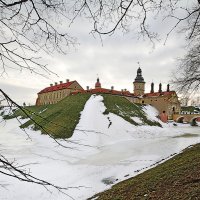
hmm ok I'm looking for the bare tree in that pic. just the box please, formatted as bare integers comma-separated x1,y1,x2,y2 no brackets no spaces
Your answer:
0,1,76,189
71,0,200,41
0,0,200,194
0,154,78,199
1,1,200,76
0,0,199,76
173,43,200,95
0,0,76,76
172,1,200,95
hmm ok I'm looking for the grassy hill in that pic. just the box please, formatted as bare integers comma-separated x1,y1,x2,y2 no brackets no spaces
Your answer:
0,94,161,138
89,143,200,200
103,94,161,127
1,93,91,138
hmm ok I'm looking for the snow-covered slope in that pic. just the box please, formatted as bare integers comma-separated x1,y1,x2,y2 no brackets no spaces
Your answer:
0,95,200,200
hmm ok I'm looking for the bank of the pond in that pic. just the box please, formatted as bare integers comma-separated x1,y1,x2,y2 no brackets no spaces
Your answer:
90,142,200,200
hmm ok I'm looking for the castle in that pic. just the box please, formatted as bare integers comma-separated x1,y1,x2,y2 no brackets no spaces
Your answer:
130,67,181,120
36,68,181,120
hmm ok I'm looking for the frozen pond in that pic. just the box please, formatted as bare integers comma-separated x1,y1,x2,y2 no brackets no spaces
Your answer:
0,95,200,200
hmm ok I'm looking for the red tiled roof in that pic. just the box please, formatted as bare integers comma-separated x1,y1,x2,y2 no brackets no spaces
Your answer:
144,91,176,97
71,88,133,97
38,81,76,94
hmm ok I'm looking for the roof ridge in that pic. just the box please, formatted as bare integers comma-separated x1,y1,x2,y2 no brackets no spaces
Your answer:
38,80,76,94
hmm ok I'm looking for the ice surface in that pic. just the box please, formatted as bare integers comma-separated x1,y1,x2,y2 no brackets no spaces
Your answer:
0,95,200,200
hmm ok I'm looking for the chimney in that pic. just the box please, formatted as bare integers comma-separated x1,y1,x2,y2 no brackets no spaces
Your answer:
66,79,69,83
60,81,63,84
50,84,53,87
167,84,170,92
150,82,154,93
55,82,57,86
159,83,162,93
86,86,89,91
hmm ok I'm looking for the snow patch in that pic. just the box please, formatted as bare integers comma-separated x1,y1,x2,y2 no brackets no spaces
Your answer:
142,105,160,122
0,95,200,200
131,117,143,124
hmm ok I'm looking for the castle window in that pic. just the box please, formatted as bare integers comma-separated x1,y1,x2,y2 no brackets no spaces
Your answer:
142,100,144,104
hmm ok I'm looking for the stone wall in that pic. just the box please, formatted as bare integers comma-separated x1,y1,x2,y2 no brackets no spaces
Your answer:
133,82,145,96
126,94,181,120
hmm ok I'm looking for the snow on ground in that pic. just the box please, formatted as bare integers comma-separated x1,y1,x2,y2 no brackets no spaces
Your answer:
1,95,200,200
142,105,160,122
131,116,143,124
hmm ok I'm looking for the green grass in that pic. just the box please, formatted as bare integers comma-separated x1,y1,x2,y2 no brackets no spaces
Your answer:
1,94,161,138
89,143,200,200
3,94,91,139
172,133,199,138
102,94,161,127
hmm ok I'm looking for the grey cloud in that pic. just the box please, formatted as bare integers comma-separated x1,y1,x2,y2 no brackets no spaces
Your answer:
0,10,189,102
0,82,38,105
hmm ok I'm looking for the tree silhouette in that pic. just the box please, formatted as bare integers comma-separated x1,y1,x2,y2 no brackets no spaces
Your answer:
1,1,200,77
0,0,200,194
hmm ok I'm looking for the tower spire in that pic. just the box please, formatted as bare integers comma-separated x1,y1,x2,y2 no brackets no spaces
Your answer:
134,67,145,83
95,77,101,89
151,82,154,93
133,66,145,96
159,83,162,93
167,84,170,92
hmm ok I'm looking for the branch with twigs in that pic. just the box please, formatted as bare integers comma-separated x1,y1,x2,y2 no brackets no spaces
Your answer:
0,154,87,199
0,88,104,149
0,0,76,76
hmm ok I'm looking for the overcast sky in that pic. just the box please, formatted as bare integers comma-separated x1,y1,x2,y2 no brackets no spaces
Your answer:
0,5,188,105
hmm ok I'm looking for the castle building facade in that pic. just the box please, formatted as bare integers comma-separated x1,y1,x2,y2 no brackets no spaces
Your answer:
35,68,181,120
130,67,181,120
36,80,83,106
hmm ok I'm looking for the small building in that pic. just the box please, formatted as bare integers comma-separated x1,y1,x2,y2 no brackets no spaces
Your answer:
36,80,84,105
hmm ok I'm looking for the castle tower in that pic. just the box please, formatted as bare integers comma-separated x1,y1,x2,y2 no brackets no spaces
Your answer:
133,67,145,96
159,83,162,93
150,82,154,93
167,84,170,92
95,77,101,89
